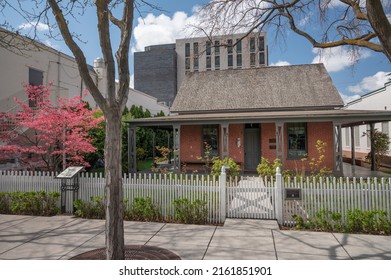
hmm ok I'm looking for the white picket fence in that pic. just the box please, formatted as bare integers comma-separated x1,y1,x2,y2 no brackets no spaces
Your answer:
280,175,391,226
0,171,223,224
1,170,391,226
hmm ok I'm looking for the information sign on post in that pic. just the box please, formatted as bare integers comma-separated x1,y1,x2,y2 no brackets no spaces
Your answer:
55,166,84,213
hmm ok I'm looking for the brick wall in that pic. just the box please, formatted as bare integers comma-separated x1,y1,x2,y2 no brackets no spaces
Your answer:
261,123,277,161
284,122,334,172
179,122,335,173
228,124,244,168
180,125,202,162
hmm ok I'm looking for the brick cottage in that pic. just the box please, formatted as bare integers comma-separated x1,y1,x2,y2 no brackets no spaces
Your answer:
127,64,391,175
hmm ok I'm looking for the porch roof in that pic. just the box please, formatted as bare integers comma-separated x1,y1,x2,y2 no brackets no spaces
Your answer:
126,109,391,128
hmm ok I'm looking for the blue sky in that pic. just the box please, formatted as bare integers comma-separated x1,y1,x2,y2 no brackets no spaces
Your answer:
2,0,390,104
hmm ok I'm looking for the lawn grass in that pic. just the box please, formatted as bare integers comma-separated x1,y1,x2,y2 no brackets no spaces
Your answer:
137,158,153,171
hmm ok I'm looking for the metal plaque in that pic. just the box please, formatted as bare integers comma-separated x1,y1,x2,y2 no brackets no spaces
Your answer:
56,166,84,179
285,188,301,200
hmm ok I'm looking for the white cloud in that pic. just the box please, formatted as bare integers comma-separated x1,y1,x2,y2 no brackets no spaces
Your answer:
18,21,49,32
270,60,291,66
129,74,134,89
340,93,361,104
131,1,271,53
312,46,371,72
322,0,347,8
348,71,390,95
132,12,198,53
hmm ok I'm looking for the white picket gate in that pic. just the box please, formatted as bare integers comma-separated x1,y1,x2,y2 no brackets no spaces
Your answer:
226,176,276,219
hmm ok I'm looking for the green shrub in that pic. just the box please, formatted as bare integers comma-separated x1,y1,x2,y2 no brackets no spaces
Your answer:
74,196,105,219
124,197,161,222
346,209,391,234
256,157,282,177
293,209,391,234
292,215,311,230
173,198,208,224
136,147,148,161
0,192,11,214
0,191,59,216
211,157,241,178
312,209,343,232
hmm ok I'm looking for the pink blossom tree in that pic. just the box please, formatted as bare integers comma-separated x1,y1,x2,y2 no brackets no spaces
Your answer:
0,83,103,172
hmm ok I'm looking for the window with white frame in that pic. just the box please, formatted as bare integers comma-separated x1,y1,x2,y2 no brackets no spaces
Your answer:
193,42,199,71
185,43,190,71
354,126,360,147
202,125,219,157
382,122,389,136
236,39,242,68
259,36,265,65
206,41,212,70
287,123,307,158
214,40,220,70
249,37,256,67
227,39,233,68
345,127,350,147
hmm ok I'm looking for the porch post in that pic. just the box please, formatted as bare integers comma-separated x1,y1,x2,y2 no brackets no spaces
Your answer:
370,123,376,171
275,122,285,169
152,130,156,159
127,125,137,173
173,125,181,173
333,122,343,176
350,126,356,174
167,130,171,164
220,123,229,159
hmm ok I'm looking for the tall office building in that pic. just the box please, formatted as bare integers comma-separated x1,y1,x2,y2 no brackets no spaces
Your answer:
133,32,268,107
134,44,177,106
176,32,268,90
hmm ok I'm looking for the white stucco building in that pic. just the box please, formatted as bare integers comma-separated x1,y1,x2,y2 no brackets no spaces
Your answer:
342,80,391,164
0,27,168,170
0,27,168,116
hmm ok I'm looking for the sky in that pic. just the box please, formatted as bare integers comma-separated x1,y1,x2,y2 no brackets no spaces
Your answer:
2,0,390,104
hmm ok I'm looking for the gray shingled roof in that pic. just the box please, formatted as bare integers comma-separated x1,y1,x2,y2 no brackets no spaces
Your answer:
171,63,344,114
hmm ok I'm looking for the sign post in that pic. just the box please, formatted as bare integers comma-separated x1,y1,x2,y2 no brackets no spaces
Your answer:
55,166,84,214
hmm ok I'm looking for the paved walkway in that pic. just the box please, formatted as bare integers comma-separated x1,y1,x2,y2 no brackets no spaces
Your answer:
0,214,390,260
343,162,391,177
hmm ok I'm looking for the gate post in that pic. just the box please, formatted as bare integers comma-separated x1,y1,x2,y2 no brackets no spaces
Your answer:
220,165,228,224
275,167,284,225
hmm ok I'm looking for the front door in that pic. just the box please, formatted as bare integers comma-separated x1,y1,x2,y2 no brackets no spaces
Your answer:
244,124,261,170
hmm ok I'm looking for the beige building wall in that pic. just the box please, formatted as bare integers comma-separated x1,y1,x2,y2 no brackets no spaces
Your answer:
0,28,169,116
342,81,391,158
0,29,99,113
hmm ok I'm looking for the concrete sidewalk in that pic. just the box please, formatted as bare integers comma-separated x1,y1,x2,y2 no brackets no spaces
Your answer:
0,214,390,260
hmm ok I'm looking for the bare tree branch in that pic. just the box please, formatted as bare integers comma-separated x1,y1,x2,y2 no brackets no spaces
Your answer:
196,0,391,62
47,0,106,109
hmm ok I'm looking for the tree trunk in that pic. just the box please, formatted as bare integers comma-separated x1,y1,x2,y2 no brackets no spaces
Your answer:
366,0,391,62
104,110,124,260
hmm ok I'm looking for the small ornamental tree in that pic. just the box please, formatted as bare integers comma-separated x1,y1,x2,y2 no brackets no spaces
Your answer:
0,83,103,172
363,128,391,170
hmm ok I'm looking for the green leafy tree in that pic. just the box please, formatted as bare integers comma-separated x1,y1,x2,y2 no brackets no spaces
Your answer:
363,128,391,170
